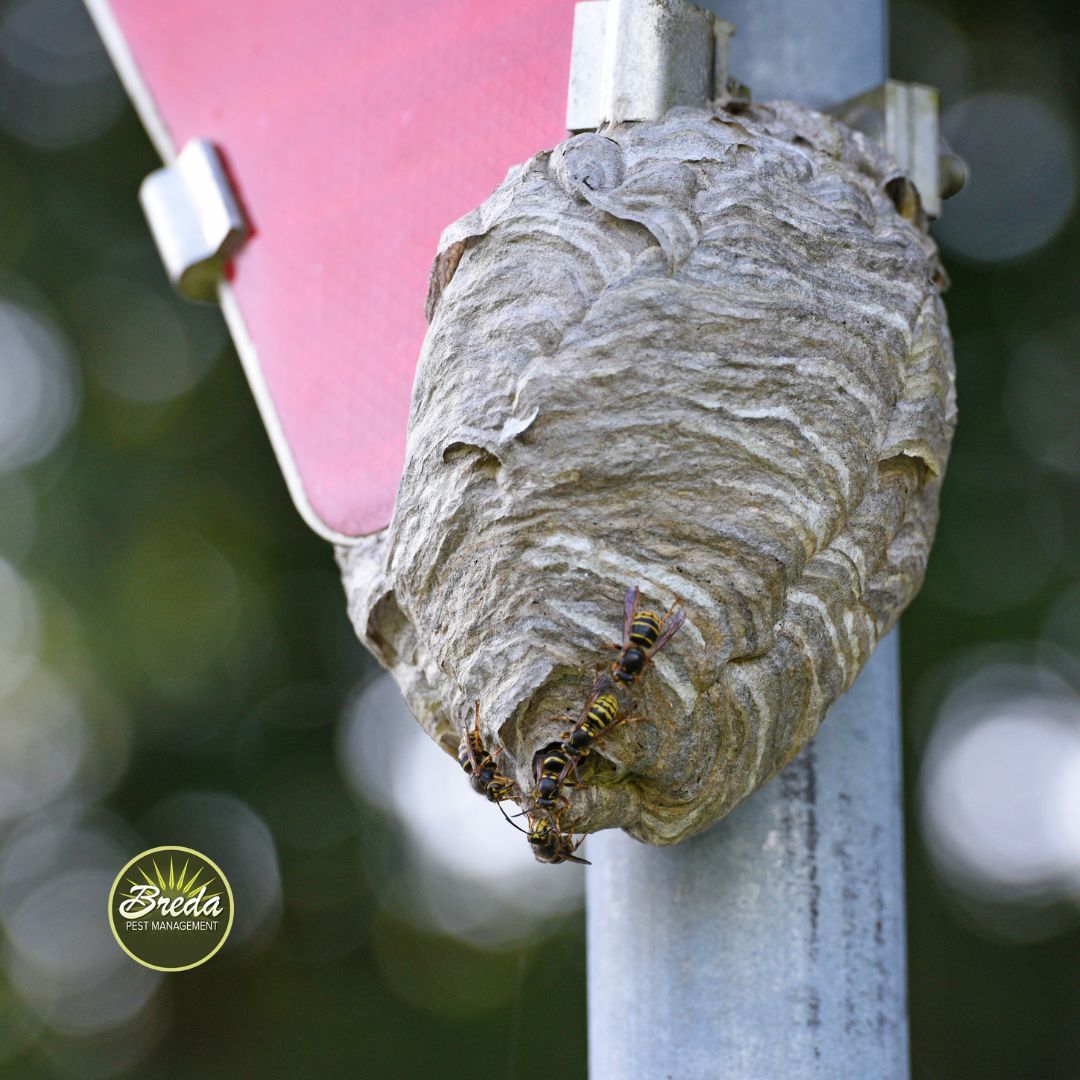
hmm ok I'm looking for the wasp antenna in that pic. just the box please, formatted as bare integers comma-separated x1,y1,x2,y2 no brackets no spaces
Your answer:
498,802,530,833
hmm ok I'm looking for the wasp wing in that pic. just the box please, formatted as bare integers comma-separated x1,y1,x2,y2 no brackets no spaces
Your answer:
582,669,617,718
621,585,639,652
459,701,486,772
647,605,686,657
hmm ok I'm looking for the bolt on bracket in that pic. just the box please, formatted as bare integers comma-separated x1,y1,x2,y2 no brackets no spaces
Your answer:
831,80,966,219
139,138,250,302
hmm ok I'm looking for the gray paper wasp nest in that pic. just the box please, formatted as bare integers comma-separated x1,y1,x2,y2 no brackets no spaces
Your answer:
339,100,955,845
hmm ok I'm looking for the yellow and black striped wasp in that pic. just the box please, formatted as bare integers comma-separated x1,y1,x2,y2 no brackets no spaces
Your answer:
609,585,686,684
563,670,629,759
526,812,590,866
533,672,641,813
458,702,518,804
533,742,577,814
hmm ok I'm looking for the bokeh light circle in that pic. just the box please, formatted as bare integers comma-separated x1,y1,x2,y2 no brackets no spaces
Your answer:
340,674,584,947
920,655,1080,914
0,299,80,474
139,791,283,949
0,816,164,1038
934,93,1076,263
0,556,41,697
1004,317,1080,479
69,275,219,405
0,0,127,150
0,667,88,824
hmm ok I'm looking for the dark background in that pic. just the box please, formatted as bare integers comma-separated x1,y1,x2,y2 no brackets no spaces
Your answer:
0,1,1077,1077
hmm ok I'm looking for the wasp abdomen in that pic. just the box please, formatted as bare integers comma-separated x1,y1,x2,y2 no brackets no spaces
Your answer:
567,692,621,753
629,613,662,649
535,744,575,808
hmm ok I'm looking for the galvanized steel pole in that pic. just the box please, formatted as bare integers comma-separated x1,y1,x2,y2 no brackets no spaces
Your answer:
586,5,909,1078
587,633,908,1079
702,0,887,108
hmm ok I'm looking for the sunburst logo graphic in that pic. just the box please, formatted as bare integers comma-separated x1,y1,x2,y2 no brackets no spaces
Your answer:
108,846,234,971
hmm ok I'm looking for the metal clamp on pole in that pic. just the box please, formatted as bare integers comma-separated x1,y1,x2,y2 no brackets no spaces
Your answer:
139,138,249,302
567,0,736,131
832,80,966,219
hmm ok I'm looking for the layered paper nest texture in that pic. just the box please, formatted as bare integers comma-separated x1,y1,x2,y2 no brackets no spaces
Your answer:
339,100,956,845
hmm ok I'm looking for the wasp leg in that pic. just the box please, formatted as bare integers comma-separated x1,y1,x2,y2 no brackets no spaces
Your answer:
561,753,586,786
658,594,684,624
536,793,573,824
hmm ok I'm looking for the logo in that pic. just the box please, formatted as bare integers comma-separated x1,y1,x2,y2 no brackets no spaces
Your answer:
108,846,234,972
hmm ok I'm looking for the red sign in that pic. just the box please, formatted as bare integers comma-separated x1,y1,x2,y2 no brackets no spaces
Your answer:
85,0,577,539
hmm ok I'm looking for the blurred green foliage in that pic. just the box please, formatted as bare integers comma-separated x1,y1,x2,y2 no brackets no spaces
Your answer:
0,0,1077,1077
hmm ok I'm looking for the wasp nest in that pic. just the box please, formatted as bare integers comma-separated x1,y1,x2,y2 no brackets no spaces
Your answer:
338,100,955,846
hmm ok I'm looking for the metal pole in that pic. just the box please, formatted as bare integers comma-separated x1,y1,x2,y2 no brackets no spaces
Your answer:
586,12,904,1077
699,0,887,108
588,633,908,1079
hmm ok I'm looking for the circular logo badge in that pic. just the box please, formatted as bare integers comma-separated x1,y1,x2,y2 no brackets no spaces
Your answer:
108,846,234,972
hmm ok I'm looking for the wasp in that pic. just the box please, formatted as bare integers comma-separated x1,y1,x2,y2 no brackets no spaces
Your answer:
609,585,686,684
532,672,639,813
534,742,577,813
458,702,518,803
563,671,630,758
526,813,590,865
